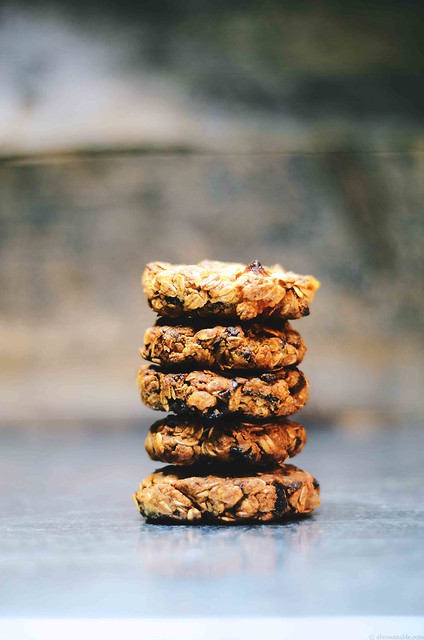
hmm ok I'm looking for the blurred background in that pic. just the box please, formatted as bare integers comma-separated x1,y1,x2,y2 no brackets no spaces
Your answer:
0,0,423,428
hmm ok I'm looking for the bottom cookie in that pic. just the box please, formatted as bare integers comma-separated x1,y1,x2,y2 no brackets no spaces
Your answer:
133,464,320,523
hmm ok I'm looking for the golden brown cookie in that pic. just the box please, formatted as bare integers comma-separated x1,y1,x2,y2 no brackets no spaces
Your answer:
145,415,307,466
138,366,308,419
141,321,306,371
142,260,319,321
133,464,320,523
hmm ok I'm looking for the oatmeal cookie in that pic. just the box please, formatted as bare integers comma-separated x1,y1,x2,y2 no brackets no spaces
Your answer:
133,464,320,523
141,321,305,371
145,415,307,466
138,365,308,419
142,260,319,321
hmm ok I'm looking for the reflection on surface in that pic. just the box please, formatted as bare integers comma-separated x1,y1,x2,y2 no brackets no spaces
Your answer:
137,517,322,579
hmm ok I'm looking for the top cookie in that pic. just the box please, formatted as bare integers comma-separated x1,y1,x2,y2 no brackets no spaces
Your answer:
143,260,320,321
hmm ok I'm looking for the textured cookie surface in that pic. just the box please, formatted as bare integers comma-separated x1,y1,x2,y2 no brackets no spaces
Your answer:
138,366,308,419
133,464,320,523
142,260,319,321
141,321,306,371
145,415,307,466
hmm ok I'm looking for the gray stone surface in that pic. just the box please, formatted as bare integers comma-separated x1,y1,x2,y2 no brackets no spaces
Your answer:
1,419,423,618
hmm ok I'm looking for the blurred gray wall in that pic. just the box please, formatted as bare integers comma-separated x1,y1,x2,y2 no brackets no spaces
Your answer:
0,1,423,425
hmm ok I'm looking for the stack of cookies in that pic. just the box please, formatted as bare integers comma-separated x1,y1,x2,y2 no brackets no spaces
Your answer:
133,260,321,524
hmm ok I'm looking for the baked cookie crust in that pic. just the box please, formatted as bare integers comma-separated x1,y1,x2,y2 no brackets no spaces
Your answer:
142,260,319,321
141,321,306,371
133,464,320,523
138,365,308,419
145,415,307,466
